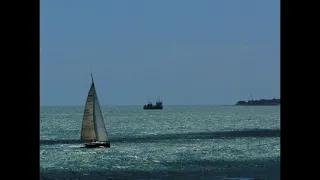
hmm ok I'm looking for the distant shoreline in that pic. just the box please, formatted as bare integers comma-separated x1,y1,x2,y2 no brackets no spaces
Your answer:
235,98,280,106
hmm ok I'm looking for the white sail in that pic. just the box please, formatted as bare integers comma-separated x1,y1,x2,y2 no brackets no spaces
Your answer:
80,84,96,141
81,73,109,144
92,85,109,142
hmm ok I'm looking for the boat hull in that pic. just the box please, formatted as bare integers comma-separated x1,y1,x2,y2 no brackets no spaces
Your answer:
84,141,110,148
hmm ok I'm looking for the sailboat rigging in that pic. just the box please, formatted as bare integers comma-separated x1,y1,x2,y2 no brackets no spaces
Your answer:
80,73,110,148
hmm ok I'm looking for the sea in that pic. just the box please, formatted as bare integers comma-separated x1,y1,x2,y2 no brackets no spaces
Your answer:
40,105,280,180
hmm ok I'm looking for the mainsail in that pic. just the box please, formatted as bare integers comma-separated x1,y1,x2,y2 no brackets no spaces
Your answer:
81,75,109,142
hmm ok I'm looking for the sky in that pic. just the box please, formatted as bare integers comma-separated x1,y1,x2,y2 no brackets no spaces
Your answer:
40,0,280,106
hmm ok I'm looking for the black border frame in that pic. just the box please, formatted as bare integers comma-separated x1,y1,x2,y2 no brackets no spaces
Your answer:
4,0,40,179
281,0,312,179
4,0,293,179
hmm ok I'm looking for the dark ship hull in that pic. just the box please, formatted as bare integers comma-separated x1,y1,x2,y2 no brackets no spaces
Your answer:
143,106,163,110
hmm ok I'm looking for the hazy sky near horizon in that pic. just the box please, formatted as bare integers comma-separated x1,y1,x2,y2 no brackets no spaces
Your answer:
40,0,280,106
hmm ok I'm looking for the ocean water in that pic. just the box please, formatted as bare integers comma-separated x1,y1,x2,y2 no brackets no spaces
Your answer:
40,105,280,180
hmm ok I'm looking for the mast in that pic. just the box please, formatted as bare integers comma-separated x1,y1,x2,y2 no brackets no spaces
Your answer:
91,72,94,84
92,79,98,140
91,72,99,141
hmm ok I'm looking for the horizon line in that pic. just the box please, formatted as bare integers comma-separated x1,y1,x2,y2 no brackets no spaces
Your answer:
40,104,235,107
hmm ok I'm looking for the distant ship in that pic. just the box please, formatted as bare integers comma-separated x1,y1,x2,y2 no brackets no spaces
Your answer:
236,98,280,106
143,98,163,110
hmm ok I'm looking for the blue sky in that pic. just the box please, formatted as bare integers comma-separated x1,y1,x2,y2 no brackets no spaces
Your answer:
40,0,280,106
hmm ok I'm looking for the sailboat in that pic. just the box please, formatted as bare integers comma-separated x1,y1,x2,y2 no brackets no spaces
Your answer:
80,73,110,148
